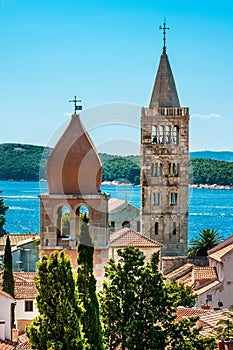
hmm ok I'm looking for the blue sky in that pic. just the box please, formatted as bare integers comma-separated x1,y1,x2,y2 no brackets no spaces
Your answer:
0,0,233,154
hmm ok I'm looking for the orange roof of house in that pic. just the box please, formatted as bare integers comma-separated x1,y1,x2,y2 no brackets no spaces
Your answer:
193,267,217,281
0,272,37,300
175,307,232,337
208,244,233,262
0,234,38,250
165,263,193,281
176,306,208,322
0,342,15,350
109,228,163,248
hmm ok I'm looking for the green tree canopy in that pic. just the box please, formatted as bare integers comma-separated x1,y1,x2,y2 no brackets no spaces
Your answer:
99,247,215,350
188,228,223,257
27,251,86,350
0,190,8,237
77,213,105,350
3,235,15,298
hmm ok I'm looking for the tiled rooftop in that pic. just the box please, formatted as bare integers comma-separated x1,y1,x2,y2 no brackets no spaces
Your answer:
0,342,15,350
193,267,217,281
0,272,37,300
175,307,233,337
208,234,233,255
165,263,193,282
0,234,38,249
208,243,233,262
110,228,163,248
176,306,208,322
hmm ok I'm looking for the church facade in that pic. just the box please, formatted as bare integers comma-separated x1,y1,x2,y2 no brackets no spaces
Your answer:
140,30,189,256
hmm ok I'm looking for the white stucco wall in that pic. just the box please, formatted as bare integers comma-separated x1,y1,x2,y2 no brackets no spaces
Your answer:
0,293,14,341
15,299,38,324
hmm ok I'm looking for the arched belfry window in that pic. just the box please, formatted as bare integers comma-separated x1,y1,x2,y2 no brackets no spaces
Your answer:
159,126,164,144
166,125,172,144
56,205,71,246
173,125,179,145
76,205,89,238
152,125,158,144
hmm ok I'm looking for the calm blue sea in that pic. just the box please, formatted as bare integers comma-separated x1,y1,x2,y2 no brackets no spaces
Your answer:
1,181,233,242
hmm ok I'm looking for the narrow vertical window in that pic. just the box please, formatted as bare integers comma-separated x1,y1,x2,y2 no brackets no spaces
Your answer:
159,163,163,176
142,188,145,207
173,125,179,145
152,193,160,206
173,222,177,235
166,125,172,144
159,126,164,144
155,222,159,235
170,192,178,206
152,125,158,144
168,163,172,176
173,163,177,177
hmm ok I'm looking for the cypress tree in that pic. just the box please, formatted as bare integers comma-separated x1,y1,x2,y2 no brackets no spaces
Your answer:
3,235,15,298
77,213,105,350
27,251,86,350
0,190,8,237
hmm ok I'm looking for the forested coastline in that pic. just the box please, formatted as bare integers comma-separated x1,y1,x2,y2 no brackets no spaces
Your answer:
0,143,232,186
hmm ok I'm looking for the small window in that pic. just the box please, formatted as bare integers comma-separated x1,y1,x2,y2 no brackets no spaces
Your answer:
159,126,164,144
152,125,158,144
25,300,33,312
155,222,159,235
206,294,212,302
173,125,179,145
152,193,160,206
110,221,115,232
173,222,177,235
122,221,130,228
166,125,172,144
170,192,178,206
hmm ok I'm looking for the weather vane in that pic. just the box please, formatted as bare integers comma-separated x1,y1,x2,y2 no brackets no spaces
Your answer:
69,96,82,114
159,18,170,54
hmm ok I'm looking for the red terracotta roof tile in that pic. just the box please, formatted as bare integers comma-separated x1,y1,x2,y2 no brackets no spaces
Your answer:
176,306,208,322
193,267,217,281
165,263,193,281
110,228,163,248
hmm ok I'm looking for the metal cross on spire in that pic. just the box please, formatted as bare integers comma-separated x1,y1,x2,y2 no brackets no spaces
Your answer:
159,18,170,54
69,96,82,114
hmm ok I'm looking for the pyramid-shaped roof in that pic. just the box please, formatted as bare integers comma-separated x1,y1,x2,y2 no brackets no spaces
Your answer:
149,52,180,109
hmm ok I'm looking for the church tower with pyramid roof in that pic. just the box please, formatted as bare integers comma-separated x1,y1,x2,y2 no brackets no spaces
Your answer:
140,22,189,256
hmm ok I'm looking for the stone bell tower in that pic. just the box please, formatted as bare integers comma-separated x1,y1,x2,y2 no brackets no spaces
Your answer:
140,22,189,256
39,109,109,284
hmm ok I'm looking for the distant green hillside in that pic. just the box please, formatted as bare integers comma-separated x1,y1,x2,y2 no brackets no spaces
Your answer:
0,143,232,186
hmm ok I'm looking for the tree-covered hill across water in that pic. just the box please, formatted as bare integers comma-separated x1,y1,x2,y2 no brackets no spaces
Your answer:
0,143,232,186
